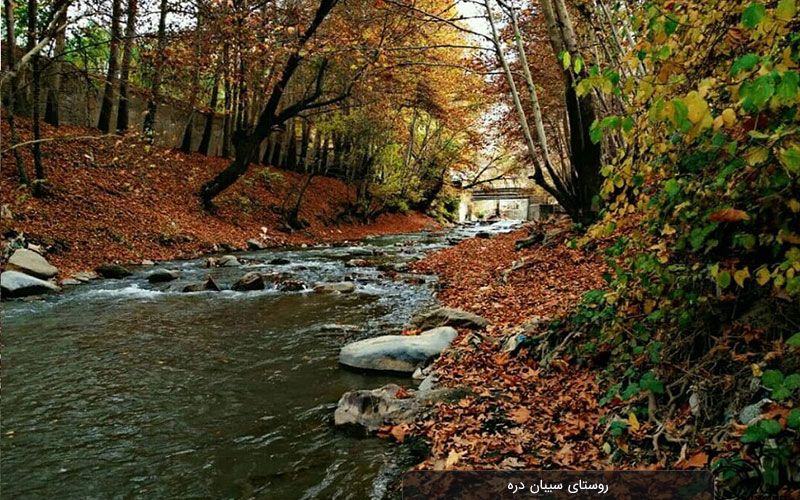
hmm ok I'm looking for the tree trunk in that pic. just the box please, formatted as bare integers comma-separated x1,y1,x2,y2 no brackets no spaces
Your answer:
3,0,28,185
116,0,138,132
142,0,168,139
97,0,122,133
28,0,46,196
198,70,220,156
44,17,66,126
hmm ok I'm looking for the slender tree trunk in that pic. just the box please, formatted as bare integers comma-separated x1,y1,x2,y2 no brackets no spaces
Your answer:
3,0,29,185
116,0,138,132
44,17,66,126
28,0,46,196
97,0,122,132
142,0,168,139
198,70,220,156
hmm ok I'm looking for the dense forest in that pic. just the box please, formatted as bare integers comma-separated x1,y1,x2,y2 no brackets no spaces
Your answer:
2,0,800,498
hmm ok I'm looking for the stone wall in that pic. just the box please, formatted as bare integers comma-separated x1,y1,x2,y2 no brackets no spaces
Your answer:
6,59,226,156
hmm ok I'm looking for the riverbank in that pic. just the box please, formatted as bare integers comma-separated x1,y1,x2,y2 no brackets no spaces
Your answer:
404,219,613,469
1,119,437,276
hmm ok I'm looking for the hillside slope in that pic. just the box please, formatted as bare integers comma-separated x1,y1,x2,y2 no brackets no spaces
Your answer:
1,119,436,275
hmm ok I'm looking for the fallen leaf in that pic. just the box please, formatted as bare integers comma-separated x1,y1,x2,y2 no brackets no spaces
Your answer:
675,451,709,469
708,208,749,222
509,407,531,424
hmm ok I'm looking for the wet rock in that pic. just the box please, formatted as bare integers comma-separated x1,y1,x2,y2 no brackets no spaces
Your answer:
1,271,61,298
333,384,420,432
278,280,306,292
7,249,58,279
247,239,266,250
147,269,180,283
95,263,132,279
218,255,241,267
141,259,156,266
339,326,458,373
313,282,356,294
268,257,291,265
345,258,369,268
182,277,221,293
262,271,295,283
72,271,99,282
232,271,265,291
60,278,83,286
411,307,489,330
476,231,491,239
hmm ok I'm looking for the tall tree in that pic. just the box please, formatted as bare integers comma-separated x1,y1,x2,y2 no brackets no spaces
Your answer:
199,0,346,208
28,0,46,196
483,0,601,224
97,0,123,133
116,0,138,132
142,0,169,138
44,10,67,126
3,0,29,185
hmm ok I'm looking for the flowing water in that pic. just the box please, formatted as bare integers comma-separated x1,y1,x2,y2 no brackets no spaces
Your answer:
1,220,521,499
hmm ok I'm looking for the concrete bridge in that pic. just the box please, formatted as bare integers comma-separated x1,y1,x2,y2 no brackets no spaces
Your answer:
459,187,559,221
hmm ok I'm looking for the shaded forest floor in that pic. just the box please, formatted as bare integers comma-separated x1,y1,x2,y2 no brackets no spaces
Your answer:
0,118,436,275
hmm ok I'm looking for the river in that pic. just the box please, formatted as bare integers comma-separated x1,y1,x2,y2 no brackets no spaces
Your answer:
1,220,520,499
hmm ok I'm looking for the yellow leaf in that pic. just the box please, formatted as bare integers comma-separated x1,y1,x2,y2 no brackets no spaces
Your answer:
685,91,710,124
734,268,750,287
722,108,736,127
776,0,796,21
788,199,800,213
445,450,463,469
751,364,763,377
778,230,800,244
746,147,769,166
756,267,771,286
628,413,640,432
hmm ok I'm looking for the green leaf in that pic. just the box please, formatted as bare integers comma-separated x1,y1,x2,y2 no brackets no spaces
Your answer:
640,371,665,394
731,54,760,76
787,332,800,347
741,2,766,29
760,419,782,435
717,271,732,289
762,369,784,389
775,71,799,103
784,373,800,390
779,146,800,173
773,386,791,400
573,55,584,74
741,423,768,443
609,420,628,436
664,15,678,35
788,409,800,429
740,74,776,112
664,178,680,197
562,51,571,70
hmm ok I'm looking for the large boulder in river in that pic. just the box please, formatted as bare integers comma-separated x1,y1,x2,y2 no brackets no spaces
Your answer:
314,282,356,294
147,269,180,283
7,249,58,279
96,263,132,279
411,307,488,331
218,255,241,267
232,272,264,291
182,277,221,293
334,384,420,432
1,271,61,298
339,326,458,373
246,239,266,250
